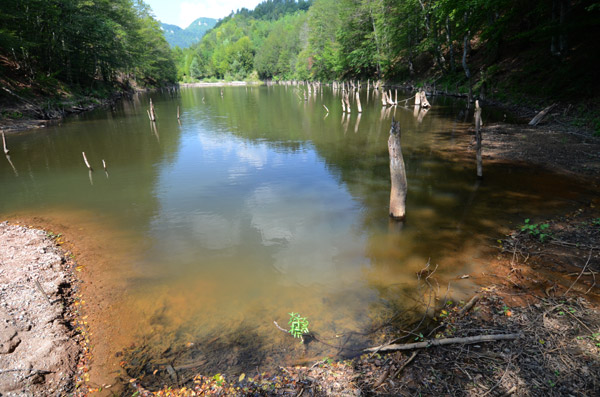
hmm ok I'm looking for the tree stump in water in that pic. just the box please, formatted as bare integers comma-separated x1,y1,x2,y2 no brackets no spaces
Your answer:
388,119,407,220
419,91,431,108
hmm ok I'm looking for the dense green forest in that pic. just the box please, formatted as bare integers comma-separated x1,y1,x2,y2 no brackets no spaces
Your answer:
0,0,177,102
177,0,599,99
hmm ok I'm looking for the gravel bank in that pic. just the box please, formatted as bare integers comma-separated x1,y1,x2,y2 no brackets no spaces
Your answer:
0,222,80,396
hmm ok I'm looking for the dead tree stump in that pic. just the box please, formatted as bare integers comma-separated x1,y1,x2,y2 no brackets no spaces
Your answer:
388,119,407,220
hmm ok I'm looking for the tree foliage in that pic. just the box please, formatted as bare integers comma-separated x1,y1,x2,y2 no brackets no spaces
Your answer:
0,0,177,93
177,0,598,96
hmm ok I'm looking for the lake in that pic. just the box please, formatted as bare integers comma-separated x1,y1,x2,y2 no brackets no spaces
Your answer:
0,85,593,387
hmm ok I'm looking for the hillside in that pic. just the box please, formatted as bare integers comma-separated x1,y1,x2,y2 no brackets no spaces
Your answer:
161,17,217,48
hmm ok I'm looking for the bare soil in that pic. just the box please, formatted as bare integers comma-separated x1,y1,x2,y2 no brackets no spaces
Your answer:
0,222,81,396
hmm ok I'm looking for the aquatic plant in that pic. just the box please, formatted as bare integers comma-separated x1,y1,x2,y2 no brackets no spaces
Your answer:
288,312,309,340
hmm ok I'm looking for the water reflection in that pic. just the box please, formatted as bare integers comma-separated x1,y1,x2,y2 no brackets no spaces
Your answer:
0,85,596,383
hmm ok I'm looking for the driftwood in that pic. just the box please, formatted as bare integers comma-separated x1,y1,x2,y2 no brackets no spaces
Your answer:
475,100,483,178
323,104,329,114
177,105,180,120
102,159,107,171
364,333,521,353
459,292,482,315
82,152,92,171
388,119,407,220
529,103,556,126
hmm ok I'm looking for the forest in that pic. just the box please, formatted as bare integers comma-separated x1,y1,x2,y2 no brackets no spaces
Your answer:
177,0,599,100
0,0,177,102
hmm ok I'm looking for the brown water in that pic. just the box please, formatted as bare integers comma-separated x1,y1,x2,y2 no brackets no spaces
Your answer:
0,86,595,387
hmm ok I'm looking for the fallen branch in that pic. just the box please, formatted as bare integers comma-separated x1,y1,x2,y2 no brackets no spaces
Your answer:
34,279,53,306
564,249,594,296
529,103,556,126
0,368,52,375
393,350,418,378
459,293,482,315
273,321,288,333
550,239,600,250
364,333,521,353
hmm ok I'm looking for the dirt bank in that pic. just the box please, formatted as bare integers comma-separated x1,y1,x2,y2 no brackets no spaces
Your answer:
0,222,81,396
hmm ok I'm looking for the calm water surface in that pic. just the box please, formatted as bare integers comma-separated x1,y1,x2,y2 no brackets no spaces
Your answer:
0,86,594,379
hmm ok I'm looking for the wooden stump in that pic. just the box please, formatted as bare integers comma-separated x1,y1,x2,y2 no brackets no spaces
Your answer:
345,92,352,113
382,91,389,106
2,131,9,155
388,119,407,220
82,152,93,171
420,91,431,108
148,98,156,122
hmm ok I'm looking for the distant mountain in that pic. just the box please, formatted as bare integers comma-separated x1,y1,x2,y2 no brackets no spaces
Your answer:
160,17,217,48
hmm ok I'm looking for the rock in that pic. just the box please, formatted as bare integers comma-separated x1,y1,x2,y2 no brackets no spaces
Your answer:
0,326,20,354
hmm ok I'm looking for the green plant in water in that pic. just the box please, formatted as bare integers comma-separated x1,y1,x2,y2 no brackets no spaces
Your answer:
521,219,552,242
288,312,309,340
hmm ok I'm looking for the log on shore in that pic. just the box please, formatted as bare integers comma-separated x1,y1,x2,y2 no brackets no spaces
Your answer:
365,333,521,353
529,103,557,126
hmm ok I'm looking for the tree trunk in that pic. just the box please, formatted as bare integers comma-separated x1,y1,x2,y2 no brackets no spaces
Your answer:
388,120,407,220
356,91,362,113
446,16,455,72
462,13,471,93
475,100,483,179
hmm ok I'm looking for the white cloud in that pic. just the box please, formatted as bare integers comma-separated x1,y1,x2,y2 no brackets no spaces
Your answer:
179,1,262,28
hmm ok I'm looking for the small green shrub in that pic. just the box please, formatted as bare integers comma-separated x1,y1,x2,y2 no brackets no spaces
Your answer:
521,219,552,242
288,312,309,340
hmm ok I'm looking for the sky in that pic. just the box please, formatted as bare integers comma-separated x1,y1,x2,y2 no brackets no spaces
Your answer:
145,0,264,28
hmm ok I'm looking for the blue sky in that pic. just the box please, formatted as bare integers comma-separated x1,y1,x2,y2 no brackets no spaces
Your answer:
145,0,263,28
